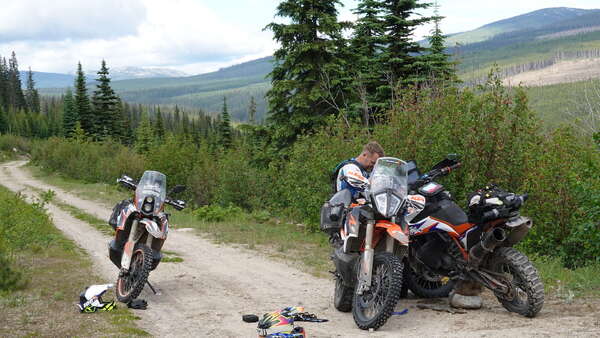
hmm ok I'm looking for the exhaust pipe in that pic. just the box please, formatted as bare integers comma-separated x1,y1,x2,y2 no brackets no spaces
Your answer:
469,228,507,268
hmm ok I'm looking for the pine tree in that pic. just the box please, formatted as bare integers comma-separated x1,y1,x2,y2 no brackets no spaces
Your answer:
173,105,181,133
0,57,8,110
350,0,388,121
25,68,40,113
379,0,433,88
219,97,232,149
62,89,78,137
420,5,458,83
135,112,154,153
154,108,165,140
265,0,349,148
7,52,26,110
72,121,87,142
248,96,257,124
0,106,7,133
74,62,93,136
92,60,120,140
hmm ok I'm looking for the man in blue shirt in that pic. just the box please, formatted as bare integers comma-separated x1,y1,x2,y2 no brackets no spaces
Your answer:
334,141,385,199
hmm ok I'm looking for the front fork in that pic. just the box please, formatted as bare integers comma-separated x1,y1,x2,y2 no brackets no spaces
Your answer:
357,220,375,295
121,219,140,272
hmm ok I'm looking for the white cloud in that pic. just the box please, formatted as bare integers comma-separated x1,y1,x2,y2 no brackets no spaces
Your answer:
0,0,146,42
0,0,276,75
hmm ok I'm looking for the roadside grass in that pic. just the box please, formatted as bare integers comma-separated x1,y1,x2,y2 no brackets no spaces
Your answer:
27,165,129,206
0,185,148,337
27,164,600,296
530,254,600,300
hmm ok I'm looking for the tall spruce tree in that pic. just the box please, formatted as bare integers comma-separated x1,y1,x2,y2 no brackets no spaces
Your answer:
351,0,388,122
25,68,40,113
421,6,458,83
0,57,8,110
265,0,349,148
74,62,93,136
154,108,165,140
219,97,232,149
379,0,433,88
62,89,78,137
92,60,120,140
7,52,26,110
135,112,154,153
0,106,7,133
248,96,257,124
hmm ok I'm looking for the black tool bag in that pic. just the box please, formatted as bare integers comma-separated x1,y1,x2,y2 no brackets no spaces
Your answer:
320,189,352,234
109,199,131,230
320,202,345,234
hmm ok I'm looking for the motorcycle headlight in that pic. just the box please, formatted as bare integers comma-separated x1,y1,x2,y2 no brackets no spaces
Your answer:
375,193,388,216
142,196,154,213
374,192,402,218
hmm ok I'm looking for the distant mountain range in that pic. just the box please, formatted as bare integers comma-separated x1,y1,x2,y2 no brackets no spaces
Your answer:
23,66,188,89
37,7,600,122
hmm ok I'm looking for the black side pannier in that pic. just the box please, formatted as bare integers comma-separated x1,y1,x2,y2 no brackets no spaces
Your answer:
109,199,131,230
320,189,352,234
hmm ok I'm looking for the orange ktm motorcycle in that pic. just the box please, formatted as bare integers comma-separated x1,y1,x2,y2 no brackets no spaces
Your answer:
107,171,186,303
402,156,543,318
323,156,543,331
322,157,426,330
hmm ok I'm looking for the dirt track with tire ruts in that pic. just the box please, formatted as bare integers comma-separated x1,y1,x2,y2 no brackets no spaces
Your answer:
1,160,599,337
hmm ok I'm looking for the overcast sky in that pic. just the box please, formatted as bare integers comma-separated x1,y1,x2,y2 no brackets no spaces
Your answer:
0,0,599,75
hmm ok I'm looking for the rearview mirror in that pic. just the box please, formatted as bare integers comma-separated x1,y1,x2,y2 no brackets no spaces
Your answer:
446,153,460,161
169,185,186,195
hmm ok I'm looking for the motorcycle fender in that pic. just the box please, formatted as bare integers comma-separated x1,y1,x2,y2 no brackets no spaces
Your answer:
333,247,359,287
375,221,409,246
140,219,167,239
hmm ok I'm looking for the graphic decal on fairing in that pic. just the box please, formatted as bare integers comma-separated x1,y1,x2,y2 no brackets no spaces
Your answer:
408,217,459,237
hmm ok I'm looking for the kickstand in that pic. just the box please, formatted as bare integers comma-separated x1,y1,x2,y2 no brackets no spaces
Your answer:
147,280,158,295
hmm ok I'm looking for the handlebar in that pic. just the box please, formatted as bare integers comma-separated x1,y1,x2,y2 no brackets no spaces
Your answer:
413,162,462,188
165,197,186,211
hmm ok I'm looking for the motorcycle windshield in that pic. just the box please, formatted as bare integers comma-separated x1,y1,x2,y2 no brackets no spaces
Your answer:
369,157,408,200
135,171,166,214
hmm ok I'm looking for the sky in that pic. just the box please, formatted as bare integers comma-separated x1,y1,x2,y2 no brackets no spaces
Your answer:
0,0,599,76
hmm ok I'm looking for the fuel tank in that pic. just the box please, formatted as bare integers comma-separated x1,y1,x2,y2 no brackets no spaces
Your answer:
412,197,468,226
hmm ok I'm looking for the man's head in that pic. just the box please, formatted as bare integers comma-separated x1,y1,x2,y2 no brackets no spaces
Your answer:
357,141,385,171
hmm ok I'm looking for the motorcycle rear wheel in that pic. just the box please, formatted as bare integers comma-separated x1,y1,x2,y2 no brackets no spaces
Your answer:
116,243,153,303
488,247,544,317
352,252,403,330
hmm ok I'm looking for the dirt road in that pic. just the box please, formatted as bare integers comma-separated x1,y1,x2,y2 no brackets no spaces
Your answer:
1,160,599,337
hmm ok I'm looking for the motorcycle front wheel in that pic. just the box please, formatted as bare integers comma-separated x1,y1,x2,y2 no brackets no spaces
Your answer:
352,252,403,330
487,247,544,317
116,243,153,303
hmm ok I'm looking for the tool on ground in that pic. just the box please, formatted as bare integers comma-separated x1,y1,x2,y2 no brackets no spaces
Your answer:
127,298,148,310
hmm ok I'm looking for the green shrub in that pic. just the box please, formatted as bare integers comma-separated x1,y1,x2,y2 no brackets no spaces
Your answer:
30,137,145,184
0,186,60,291
192,204,243,222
